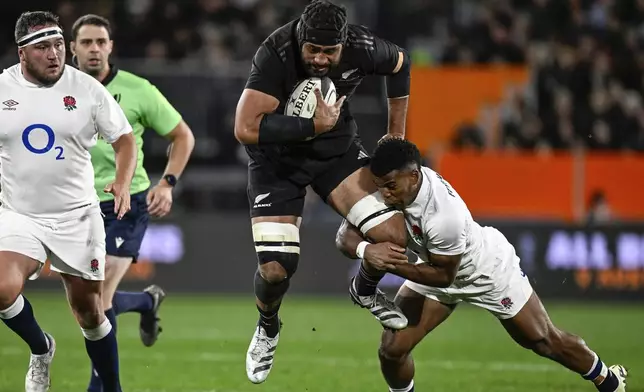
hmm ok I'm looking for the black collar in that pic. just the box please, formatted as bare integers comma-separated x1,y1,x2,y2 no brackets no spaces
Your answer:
101,64,118,86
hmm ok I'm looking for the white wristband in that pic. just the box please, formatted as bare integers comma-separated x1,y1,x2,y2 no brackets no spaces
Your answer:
356,241,370,259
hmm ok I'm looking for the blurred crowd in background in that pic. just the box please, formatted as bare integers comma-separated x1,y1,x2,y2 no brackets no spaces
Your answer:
3,0,644,154
1,0,643,215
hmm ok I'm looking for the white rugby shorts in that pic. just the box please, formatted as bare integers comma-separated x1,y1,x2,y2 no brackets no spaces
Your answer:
0,206,106,281
404,227,534,319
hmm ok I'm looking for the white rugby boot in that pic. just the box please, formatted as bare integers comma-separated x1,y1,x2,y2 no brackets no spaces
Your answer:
246,323,280,384
25,332,55,392
349,277,408,330
609,365,628,391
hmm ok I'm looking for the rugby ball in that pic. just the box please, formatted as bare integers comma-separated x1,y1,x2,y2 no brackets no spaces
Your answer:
285,77,337,118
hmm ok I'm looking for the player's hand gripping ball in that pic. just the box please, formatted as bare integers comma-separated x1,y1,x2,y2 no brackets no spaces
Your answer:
285,77,337,118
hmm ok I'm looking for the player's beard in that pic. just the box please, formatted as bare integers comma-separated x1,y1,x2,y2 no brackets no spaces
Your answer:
25,60,64,86
304,58,340,77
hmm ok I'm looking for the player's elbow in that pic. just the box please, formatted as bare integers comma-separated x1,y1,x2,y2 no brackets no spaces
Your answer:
335,221,358,259
234,120,259,145
437,266,458,288
436,273,456,288
112,132,136,152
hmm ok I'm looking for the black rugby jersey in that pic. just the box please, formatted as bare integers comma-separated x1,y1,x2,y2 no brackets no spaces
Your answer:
244,20,402,158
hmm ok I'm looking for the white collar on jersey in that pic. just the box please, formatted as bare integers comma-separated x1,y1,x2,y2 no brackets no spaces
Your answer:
16,26,64,48
407,167,431,210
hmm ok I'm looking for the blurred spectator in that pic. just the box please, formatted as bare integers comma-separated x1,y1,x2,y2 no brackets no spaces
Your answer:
585,189,614,225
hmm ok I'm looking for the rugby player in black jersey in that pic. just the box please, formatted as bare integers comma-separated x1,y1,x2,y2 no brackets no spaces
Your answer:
234,0,411,383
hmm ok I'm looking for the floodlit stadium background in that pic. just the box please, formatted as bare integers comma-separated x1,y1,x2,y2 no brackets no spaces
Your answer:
1,1,643,391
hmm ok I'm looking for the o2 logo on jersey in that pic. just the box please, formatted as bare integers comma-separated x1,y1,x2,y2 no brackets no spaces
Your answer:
22,124,65,160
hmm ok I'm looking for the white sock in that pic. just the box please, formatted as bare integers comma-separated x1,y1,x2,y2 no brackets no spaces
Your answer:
582,352,608,383
81,317,112,341
0,294,24,319
389,380,414,392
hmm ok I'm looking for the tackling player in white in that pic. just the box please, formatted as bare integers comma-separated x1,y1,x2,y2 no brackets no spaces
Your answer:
336,139,628,392
0,11,136,392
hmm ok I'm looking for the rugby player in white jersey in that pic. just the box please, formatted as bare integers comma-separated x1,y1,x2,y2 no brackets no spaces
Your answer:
336,139,628,392
0,11,136,392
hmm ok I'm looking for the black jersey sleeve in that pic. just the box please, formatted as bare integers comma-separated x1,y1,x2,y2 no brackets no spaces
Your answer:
366,36,403,76
245,43,285,100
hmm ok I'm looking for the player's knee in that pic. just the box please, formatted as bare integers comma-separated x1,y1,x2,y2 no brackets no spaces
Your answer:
378,339,410,363
0,281,22,310
0,267,24,309
378,331,411,363
258,259,298,283
253,222,300,283
67,290,104,329
71,302,104,329
347,192,405,246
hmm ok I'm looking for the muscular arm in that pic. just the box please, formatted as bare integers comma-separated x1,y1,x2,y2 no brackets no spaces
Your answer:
386,51,410,139
234,89,280,145
336,219,461,288
161,120,194,183
388,253,461,288
387,95,409,139
235,43,321,145
111,133,137,187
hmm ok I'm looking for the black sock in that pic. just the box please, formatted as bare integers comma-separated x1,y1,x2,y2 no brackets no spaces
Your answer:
88,309,117,392
354,260,386,296
83,317,121,392
112,291,154,315
254,270,289,338
257,305,281,338
582,353,619,392
0,295,49,355
596,370,619,392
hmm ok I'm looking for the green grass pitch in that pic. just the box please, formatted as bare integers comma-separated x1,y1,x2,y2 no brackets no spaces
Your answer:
0,293,642,391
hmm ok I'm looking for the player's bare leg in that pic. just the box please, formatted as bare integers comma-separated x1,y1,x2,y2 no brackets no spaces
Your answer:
246,215,301,383
0,252,54,392
61,274,122,392
328,166,408,329
502,292,627,391
378,285,454,391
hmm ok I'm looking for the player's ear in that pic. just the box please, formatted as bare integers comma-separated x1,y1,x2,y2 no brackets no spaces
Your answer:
17,48,25,61
69,41,76,55
411,168,421,184
106,40,114,55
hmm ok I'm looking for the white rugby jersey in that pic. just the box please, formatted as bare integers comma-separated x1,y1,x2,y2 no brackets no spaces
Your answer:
404,167,498,283
0,64,132,220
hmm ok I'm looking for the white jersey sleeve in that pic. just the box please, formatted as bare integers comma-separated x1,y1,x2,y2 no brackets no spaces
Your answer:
93,82,131,143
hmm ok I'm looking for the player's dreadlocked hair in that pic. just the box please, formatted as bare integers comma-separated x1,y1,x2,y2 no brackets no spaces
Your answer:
14,11,61,44
370,139,422,178
297,0,348,47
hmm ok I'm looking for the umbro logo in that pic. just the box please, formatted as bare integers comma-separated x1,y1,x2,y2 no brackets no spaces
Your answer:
2,99,18,111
